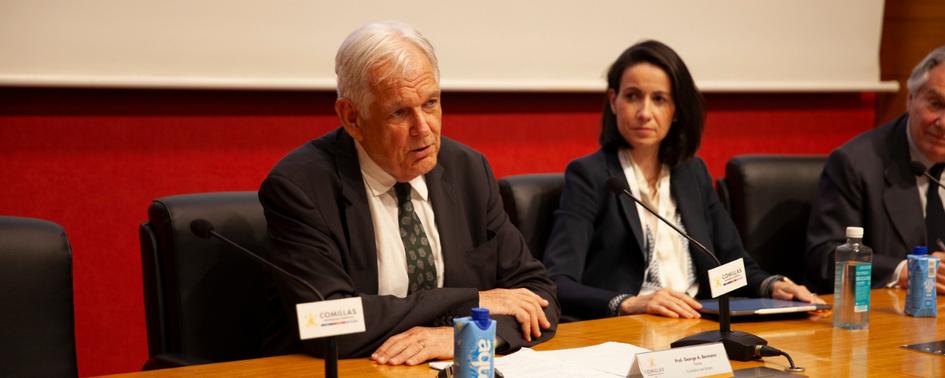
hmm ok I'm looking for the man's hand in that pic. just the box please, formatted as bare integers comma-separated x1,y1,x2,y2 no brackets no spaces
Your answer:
897,251,945,294
619,288,702,318
898,262,911,289
371,326,452,366
479,288,551,342
771,279,825,304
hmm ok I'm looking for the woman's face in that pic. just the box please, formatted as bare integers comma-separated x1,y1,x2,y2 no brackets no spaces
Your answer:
608,62,676,154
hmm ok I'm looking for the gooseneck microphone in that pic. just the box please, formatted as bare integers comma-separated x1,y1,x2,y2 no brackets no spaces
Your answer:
189,219,326,300
910,161,945,191
606,178,719,266
605,177,783,364
190,219,339,378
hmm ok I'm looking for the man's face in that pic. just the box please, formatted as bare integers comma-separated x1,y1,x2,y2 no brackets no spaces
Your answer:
338,47,442,182
908,64,945,163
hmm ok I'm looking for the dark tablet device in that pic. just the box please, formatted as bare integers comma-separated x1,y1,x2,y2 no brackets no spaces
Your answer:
902,340,945,356
699,298,831,316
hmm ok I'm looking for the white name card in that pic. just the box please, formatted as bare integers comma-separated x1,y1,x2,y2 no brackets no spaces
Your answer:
629,342,731,378
707,258,748,298
296,297,366,340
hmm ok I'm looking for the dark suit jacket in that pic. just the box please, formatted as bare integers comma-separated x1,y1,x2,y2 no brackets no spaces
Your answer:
258,128,559,358
542,149,769,320
806,113,922,293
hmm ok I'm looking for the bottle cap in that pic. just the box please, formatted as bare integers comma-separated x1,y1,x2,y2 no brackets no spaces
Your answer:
912,246,929,255
845,226,864,238
471,307,491,330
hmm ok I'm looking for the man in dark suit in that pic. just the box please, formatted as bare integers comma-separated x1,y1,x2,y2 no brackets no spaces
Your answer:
806,46,945,294
259,21,558,366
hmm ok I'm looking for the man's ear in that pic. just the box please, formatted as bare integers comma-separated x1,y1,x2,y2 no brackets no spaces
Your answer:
336,98,362,141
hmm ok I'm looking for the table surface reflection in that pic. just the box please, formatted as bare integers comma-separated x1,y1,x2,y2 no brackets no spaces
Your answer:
103,289,945,377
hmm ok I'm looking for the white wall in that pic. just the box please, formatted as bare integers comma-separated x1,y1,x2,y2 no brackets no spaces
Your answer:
0,0,896,92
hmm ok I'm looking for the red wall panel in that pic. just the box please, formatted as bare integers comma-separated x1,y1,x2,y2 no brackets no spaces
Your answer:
0,88,877,376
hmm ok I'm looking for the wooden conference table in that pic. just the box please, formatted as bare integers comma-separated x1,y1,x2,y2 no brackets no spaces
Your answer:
106,289,945,377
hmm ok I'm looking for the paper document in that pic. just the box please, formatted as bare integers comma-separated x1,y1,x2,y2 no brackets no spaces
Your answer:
537,341,650,376
430,341,649,377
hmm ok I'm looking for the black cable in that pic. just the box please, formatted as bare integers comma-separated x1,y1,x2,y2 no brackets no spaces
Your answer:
757,345,805,373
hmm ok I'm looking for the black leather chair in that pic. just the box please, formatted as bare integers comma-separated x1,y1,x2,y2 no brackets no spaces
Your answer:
498,174,564,260
716,155,827,284
0,216,78,378
140,192,285,369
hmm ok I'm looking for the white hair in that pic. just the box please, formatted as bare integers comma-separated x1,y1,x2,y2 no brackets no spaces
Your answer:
335,21,440,114
907,45,945,95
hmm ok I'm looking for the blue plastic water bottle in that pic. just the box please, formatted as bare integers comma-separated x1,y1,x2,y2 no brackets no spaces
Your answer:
905,246,938,317
453,307,496,378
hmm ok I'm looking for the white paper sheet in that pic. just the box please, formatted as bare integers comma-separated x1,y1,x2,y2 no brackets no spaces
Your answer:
536,341,650,376
430,341,649,378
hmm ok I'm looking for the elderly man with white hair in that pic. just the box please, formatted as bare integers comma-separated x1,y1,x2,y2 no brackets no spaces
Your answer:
807,45,945,294
259,21,559,366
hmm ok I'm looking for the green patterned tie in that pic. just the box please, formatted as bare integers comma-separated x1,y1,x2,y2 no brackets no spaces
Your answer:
394,183,437,293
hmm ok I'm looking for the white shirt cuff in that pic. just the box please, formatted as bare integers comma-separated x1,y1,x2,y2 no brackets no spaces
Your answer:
887,260,908,287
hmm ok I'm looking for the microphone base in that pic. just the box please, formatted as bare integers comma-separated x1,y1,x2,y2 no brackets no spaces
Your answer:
671,330,767,361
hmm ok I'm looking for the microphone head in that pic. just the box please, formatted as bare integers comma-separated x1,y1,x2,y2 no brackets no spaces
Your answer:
910,161,928,176
606,177,629,194
190,219,215,239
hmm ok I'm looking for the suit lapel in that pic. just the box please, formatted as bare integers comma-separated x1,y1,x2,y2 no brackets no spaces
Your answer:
606,150,646,253
671,163,717,268
883,117,924,254
332,130,379,293
426,162,469,286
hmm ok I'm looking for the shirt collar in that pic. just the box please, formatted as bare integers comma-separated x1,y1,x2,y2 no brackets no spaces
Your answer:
355,141,429,200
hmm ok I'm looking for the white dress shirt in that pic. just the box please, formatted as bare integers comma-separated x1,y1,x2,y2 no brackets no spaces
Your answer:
620,149,699,297
355,142,444,298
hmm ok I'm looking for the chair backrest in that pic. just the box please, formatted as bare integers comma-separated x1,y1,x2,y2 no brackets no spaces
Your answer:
717,155,827,283
498,174,564,260
140,192,283,367
0,216,77,378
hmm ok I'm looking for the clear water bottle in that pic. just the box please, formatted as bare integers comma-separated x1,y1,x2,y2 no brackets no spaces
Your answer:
833,226,873,329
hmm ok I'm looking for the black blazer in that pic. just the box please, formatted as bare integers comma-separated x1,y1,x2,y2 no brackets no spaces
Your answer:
259,128,559,357
806,114,922,292
542,149,769,320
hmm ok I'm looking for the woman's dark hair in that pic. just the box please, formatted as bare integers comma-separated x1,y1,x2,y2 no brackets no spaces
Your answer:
598,40,704,167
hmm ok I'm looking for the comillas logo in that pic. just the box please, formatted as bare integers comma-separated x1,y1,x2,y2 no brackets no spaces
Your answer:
303,313,318,328
643,357,665,375
320,308,358,318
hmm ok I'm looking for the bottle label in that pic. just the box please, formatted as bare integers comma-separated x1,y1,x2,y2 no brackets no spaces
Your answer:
454,316,496,378
853,263,871,312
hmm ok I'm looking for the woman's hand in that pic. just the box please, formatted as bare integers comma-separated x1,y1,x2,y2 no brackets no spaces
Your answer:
618,288,702,318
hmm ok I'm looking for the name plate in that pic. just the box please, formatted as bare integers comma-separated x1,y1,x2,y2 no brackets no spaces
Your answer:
707,258,748,298
296,297,366,340
629,342,731,378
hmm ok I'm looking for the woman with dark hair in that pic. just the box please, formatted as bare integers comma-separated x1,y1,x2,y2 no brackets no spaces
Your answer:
542,40,821,320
